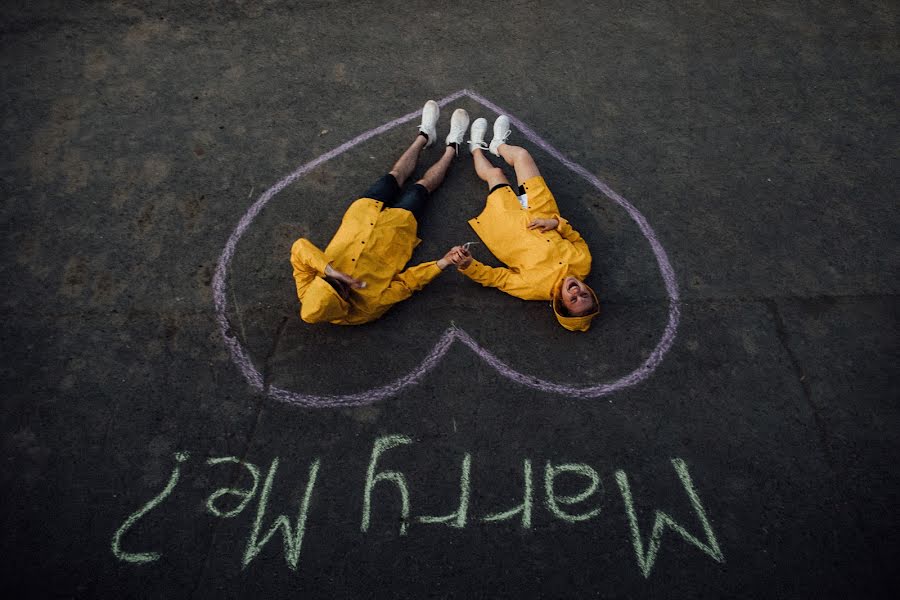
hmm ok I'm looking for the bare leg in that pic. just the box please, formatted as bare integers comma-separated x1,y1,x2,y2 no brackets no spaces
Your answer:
497,144,541,186
415,146,456,193
472,148,509,190
389,135,428,187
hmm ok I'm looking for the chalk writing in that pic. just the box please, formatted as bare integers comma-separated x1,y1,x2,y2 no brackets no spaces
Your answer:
615,458,725,578
544,462,603,523
112,437,724,578
417,453,472,528
361,434,412,535
111,451,189,564
213,89,680,407
482,459,533,529
205,456,260,518
243,457,320,570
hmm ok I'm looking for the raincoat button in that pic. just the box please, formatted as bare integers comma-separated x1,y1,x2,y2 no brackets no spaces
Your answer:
361,241,365,244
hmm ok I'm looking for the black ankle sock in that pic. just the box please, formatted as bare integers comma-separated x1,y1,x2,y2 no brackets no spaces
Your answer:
448,142,458,151
418,131,429,143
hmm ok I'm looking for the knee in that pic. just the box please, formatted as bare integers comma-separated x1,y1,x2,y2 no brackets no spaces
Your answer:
488,166,505,179
504,145,531,164
482,166,506,183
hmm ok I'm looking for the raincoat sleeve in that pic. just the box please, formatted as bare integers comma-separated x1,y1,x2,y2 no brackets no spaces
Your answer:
378,261,443,306
553,215,592,273
290,238,331,300
459,260,539,300
553,215,587,247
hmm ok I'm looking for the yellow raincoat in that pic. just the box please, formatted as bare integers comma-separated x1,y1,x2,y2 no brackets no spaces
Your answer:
460,176,599,331
290,198,442,325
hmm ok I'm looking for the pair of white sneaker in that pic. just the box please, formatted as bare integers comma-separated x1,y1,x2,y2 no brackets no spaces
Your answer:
418,100,511,157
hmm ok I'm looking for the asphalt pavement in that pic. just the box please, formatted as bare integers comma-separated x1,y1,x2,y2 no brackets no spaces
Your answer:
1,1,898,598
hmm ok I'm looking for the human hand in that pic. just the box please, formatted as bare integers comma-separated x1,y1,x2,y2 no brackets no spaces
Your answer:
527,217,559,232
454,245,473,269
438,246,472,270
325,264,366,289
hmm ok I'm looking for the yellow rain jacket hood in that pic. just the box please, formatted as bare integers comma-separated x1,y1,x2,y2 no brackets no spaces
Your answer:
291,198,443,325
551,280,600,332
460,176,599,331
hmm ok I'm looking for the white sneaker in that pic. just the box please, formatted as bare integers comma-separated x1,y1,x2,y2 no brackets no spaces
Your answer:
445,108,470,149
468,118,488,153
489,115,511,156
419,100,439,148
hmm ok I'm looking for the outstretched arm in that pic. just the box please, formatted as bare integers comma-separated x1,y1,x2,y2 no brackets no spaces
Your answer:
377,246,471,307
454,247,515,293
458,258,542,300
378,261,443,306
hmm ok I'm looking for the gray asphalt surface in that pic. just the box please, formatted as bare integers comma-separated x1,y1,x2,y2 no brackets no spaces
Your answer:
1,1,898,598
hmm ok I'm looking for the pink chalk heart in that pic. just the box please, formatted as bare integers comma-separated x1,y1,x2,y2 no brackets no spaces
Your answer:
213,90,680,407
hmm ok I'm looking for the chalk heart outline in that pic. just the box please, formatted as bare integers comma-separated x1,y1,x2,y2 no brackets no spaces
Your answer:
213,89,680,408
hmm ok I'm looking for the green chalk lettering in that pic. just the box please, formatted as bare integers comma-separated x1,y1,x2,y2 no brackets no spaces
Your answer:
544,462,603,523
615,458,724,578
361,434,412,535
418,453,472,528
242,457,321,571
111,451,190,564
482,459,533,529
205,456,261,518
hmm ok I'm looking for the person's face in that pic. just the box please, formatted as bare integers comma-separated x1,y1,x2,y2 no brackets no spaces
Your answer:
560,276,595,316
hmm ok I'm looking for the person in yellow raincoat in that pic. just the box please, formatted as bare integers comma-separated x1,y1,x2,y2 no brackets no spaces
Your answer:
290,101,471,325
455,115,600,332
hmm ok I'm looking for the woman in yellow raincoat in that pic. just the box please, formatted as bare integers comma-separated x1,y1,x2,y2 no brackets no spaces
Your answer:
455,115,600,332
290,101,471,325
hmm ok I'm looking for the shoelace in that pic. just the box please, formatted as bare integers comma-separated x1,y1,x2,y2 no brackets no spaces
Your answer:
448,119,469,155
494,129,511,148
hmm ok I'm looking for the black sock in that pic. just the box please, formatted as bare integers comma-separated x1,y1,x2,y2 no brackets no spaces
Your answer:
448,142,458,151
418,131,429,143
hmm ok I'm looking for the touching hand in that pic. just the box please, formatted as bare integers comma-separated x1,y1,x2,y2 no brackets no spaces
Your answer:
454,246,473,269
325,264,366,289
438,246,472,270
527,217,559,233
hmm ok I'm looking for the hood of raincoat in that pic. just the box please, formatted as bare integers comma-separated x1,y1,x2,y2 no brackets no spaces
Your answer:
551,280,600,332
300,276,350,323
